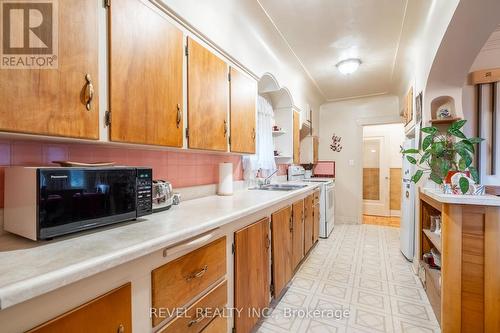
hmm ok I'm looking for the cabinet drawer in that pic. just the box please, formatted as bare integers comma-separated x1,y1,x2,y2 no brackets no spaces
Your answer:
202,315,228,333
28,284,131,333
159,281,227,333
152,237,226,327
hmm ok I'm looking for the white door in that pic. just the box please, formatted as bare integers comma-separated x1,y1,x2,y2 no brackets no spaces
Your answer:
362,137,390,216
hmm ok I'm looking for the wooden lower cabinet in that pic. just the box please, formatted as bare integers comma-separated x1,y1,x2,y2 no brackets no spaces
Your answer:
271,206,293,298
291,200,305,271
158,281,227,333
202,315,227,333
304,194,314,254
234,218,270,333
28,283,131,333
151,237,227,327
313,202,320,244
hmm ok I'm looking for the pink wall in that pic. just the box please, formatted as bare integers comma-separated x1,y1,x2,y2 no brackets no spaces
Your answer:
0,140,243,208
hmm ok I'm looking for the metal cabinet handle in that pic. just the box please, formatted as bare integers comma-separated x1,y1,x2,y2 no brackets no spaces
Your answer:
187,309,207,327
252,128,256,140
84,74,94,111
117,324,124,333
176,104,181,128
265,234,270,249
186,265,208,281
224,120,228,137
289,216,293,231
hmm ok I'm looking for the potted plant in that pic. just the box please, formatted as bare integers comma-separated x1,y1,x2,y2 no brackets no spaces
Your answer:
402,120,484,194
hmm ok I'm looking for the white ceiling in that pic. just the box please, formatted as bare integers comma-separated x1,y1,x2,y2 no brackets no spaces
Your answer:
257,0,408,101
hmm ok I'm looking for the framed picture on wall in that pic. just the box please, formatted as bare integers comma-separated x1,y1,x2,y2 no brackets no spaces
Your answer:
415,92,423,124
405,87,414,125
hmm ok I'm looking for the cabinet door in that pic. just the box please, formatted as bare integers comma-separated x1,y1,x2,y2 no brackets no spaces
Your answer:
187,38,228,151
28,284,131,333
109,0,183,147
313,203,320,244
271,206,292,298
291,200,304,271
230,67,256,154
0,0,99,139
234,218,270,333
304,194,314,254
293,111,300,164
313,137,319,164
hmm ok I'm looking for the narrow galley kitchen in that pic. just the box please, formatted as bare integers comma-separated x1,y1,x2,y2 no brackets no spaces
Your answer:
1,0,500,333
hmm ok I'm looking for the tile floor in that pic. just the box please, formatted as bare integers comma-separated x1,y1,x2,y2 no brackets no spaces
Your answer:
257,224,440,333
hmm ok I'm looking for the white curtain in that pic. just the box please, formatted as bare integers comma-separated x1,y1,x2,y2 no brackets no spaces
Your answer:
243,95,276,179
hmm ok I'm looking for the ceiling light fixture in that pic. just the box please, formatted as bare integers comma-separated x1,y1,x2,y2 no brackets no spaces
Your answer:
336,58,362,75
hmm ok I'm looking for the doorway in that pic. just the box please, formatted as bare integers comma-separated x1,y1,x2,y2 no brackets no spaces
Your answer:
362,123,404,222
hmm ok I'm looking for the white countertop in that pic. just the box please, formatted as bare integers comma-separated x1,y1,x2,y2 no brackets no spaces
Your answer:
0,183,318,310
422,188,500,206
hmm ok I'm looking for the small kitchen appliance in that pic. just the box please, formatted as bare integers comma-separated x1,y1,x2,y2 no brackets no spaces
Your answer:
152,180,173,212
4,167,152,240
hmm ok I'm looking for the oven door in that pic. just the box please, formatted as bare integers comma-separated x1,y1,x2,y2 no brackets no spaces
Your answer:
38,168,137,239
326,182,335,235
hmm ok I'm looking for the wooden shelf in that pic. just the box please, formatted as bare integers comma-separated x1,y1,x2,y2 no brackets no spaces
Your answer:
429,117,461,125
423,229,442,253
422,261,441,295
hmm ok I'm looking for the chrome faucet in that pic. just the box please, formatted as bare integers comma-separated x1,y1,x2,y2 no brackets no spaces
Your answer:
261,169,278,187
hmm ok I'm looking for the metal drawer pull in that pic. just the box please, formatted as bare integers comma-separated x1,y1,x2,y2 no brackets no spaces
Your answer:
84,73,94,111
176,104,181,128
186,265,208,281
187,309,207,327
117,323,124,333
223,120,228,136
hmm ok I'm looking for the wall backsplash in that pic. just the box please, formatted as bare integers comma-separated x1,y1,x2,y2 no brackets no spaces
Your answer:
0,140,243,209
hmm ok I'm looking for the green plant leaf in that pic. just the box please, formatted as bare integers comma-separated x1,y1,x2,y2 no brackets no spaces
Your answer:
456,147,472,168
406,156,417,165
458,158,467,171
412,170,424,183
421,126,438,135
457,140,474,154
469,166,479,183
430,172,443,185
431,142,445,157
419,151,431,164
467,137,485,144
402,148,419,154
437,159,451,178
451,119,467,130
422,135,434,150
459,176,470,194
448,127,466,139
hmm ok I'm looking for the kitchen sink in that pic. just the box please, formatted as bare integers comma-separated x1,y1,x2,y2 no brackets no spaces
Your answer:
250,184,308,191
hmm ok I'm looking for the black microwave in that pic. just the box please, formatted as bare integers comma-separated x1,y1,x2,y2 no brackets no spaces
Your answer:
4,167,153,240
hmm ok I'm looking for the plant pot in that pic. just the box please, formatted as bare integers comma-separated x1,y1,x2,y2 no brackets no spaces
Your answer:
445,170,470,184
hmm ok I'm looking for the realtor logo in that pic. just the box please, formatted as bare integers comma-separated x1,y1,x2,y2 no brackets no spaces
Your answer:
0,0,58,69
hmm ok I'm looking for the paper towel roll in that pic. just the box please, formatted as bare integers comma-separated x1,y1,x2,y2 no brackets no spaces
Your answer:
218,162,233,196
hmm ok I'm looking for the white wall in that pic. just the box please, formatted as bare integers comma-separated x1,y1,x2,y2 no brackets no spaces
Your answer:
319,95,400,224
157,0,325,119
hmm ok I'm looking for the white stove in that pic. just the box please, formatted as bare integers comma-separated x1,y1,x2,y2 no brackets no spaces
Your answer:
288,166,335,238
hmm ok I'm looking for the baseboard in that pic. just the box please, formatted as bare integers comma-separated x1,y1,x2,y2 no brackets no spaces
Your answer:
390,210,401,217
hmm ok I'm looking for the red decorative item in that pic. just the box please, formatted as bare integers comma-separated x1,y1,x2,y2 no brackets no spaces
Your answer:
330,134,342,152
445,171,470,184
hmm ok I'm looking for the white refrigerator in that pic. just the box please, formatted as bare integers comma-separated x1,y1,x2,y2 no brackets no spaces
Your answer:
400,139,416,261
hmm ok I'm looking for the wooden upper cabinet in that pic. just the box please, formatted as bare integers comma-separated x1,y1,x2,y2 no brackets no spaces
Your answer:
109,0,183,147
271,206,292,298
293,112,300,164
234,218,270,333
187,38,228,151
313,137,319,164
0,0,99,139
28,284,131,333
230,67,257,154
291,200,305,271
